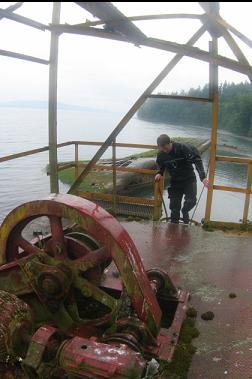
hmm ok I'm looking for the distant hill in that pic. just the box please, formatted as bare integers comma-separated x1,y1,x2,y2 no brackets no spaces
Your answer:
0,100,102,112
137,82,252,138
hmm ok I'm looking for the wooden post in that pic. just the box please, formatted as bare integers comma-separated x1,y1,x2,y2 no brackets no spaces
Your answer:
153,178,164,221
153,181,160,221
205,38,219,222
48,2,61,193
112,140,117,213
75,143,79,179
242,163,252,223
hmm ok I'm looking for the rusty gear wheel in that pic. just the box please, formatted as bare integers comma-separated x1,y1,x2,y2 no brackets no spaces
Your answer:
0,194,161,337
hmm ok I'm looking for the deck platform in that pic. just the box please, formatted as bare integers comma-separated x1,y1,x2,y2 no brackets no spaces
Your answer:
108,220,252,379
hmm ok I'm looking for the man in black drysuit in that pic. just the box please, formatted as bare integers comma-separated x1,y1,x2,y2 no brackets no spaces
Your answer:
155,134,209,224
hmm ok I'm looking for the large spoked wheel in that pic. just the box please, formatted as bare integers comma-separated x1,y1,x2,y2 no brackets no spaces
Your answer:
0,194,161,336
0,195,120,327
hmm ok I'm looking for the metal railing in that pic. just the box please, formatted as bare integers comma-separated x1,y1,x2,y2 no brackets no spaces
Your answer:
0,140,164,220
212,155,252,223
65,141,163,220
1,141,251,224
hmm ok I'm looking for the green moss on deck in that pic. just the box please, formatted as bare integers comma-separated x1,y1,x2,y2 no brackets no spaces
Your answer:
203,221,252,233
159,318,199,379
59,169,111,193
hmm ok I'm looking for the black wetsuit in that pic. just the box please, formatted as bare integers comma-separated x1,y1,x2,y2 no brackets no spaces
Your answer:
156,142,206,223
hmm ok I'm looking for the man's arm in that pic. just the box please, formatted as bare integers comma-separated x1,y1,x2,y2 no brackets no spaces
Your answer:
156,154,165,176
192,147,207,182
182,144,206,181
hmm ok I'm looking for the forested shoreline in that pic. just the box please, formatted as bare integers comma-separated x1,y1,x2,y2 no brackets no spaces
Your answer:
137,82,252,137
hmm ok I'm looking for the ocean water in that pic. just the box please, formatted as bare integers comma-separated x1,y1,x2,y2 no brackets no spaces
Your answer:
0,107,251,223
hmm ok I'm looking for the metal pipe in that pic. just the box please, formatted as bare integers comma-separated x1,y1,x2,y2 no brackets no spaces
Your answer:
147,94,212,102
50,24,252,78
242,163,252,223
48,2,61,194
0,49,49,65
75,143,79,179
205,38,219,222
0,3,23,21
112,140,117,213
72,13,203,28
0,7,48,30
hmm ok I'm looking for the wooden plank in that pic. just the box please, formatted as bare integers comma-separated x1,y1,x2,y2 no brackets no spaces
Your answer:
213,185,252,194
75,140,157,149
119,13,203,21
0,141,73,163
78,191,156,205
48,163,75,175
115,142,157,149
223,30,251,68
73,13,203,27
0,7,48,30
144,37,252,78
57,141,74,148
216,155,252,164
74,143,79,179
48,2,61,193
0,146,49,163
147,94,212,102
50,24,126,42
75,2,146,44
51,24,252,78
112,140,117,212
0,49,49,65
67,26,206,194
243,164,252,222
220,19,252,50
205,38,218,222
153,181,163,220
0,2,23,21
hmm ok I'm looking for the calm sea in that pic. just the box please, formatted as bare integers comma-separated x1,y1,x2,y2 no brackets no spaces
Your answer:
0,107,251,223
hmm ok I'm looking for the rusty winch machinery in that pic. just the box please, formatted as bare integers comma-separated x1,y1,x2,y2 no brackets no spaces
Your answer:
0,194,189,378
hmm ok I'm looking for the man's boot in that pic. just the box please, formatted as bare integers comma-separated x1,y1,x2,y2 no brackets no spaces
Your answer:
182,211,190,225
170,210,180,224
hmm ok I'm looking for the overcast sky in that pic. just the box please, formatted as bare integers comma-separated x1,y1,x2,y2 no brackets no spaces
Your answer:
0,2,251,112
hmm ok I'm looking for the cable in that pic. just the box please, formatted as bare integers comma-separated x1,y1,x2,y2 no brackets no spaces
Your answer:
189,183,205,224
159,186,169,220
189,157,210,225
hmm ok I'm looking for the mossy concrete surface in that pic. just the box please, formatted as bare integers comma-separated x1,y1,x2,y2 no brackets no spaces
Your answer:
113,221,252,378
203,220,252,234
160,318,199,379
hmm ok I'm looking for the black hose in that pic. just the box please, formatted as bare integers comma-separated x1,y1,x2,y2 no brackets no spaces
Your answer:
189,158,210,225
159,186,169,220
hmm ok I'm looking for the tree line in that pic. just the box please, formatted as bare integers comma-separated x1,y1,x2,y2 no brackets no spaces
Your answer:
137,82,252,137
